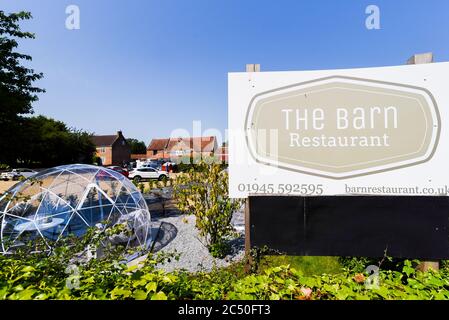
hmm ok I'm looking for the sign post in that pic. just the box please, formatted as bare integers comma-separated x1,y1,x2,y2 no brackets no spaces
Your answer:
244,63,260,271
408,52,439,272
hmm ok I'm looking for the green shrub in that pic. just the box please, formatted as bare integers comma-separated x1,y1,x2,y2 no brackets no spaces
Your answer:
176,156,226,173
173,161,243,258
209,242,231,259
1,247,449,300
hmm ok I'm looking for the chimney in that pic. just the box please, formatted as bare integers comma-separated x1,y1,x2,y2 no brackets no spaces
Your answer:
117,130,122,136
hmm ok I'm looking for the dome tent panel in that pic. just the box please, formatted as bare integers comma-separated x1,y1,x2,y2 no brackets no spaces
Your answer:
0,164,151,255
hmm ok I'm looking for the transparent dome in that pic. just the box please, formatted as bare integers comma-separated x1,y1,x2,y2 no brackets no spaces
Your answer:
0,164,151,254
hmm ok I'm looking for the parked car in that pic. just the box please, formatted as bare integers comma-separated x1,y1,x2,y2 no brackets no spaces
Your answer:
128,167,168,183
140,163,158,169
1,168,38,181
139,160,165,170
107,166,129,178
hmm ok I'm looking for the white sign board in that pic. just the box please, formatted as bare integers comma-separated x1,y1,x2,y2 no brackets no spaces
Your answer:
228,62,449,198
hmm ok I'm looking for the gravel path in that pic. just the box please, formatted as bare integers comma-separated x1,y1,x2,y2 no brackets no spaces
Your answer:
151,208,245,273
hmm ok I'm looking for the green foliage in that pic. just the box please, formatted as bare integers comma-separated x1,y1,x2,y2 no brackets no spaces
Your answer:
339,255,404,274
17,115,96,167
126,139,147,154
209,242,231,259
0,12,95,167
176,156,226,173
0,227,448,301
261,256,343,276
339,257,376,273
2,252,449,300
0,11,45,165
0,11,44,116
176,156,199,173
172,161,243,257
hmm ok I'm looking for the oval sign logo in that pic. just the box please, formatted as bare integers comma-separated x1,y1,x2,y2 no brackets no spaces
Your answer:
245,76,441,179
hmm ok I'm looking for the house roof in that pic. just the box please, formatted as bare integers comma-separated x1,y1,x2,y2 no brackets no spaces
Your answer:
147,138,170,151
91,131,125,147
194,136,216,153
91,135,118,147
168,136,216,152
147,136,217,153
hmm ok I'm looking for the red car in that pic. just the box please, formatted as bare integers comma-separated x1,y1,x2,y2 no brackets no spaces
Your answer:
107,166,129,178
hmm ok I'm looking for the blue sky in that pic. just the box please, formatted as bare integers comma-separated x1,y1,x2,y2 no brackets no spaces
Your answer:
2,0,449,144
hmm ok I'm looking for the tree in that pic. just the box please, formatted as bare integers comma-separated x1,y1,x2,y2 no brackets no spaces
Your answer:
0,11,45,165
126,138,147,154
66,128,97,165
18,116,96,167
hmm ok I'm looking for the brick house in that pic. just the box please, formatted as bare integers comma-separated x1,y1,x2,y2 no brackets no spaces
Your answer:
146,138,170,159
146,136,217,160
216,146,228,164
91,131,131,166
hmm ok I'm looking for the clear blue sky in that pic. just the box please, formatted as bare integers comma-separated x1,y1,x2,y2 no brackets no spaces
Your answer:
2,0,449,144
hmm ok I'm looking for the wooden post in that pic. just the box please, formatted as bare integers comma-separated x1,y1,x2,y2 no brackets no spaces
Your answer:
408,52,439,272
246,64,261,72
244,197,252,272
244,64,260,272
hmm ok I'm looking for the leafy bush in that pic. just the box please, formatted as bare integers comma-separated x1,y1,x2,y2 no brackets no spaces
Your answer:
0,226,448,300
173,161,243,258
2,250,449,300
175,156,226,173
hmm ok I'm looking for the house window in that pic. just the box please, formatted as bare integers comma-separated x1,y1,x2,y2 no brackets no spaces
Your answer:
172,149,190,156
100,156,106,164
98,147,106,153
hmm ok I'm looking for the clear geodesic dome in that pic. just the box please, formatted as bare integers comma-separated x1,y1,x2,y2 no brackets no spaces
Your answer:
0,164,151,254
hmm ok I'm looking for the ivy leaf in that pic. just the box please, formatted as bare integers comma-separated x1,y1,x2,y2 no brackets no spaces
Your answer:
125,265,138,273
83,277,95,284
132,289,148,300
15,288,36,300
110,287,132,299
21,266,35,272
132,279,148,288
151,291,167,300
145,282,157,292
402,265,415,277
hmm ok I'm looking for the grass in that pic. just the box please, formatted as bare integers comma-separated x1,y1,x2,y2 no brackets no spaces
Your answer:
212,255,344,282
259,256,343,276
